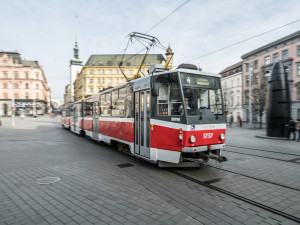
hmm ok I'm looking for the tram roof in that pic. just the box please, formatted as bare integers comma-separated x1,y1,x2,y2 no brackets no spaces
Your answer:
151,67,221,78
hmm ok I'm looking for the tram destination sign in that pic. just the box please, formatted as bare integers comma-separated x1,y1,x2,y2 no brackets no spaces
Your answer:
182,74,218,88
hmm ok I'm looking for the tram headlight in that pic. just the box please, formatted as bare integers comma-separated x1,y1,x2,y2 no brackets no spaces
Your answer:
189,135,196,143
220,133,225,140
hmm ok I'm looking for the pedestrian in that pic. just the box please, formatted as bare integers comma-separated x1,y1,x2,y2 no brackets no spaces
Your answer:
229,116,233,127
238,117,243,127
288,118,296,140
297,119,300,142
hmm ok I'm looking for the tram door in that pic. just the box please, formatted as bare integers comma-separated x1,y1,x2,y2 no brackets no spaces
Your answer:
134,90,151,158
92,102,99,140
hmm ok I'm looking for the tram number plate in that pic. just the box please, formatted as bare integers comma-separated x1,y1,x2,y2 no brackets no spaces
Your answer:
203,133,213,139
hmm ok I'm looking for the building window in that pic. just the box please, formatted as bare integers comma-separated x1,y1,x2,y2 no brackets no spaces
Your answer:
116,78,119,84
36,84,39,89
98,62,103,66
108,70,113,74
89,78,93,84
102,78,105,83
97,70,101,74
237,78,240,86
89,88,93,93
264,56,270,65
15,93,19,99
3,71,8,78
3,83,8,88
245,75,249,86
253,73,259,85
25,72,29,79
297,63,300,76
254,60,258,69
14,72,19,79
282,50,288,60
97,78,100,83
127,70,132,74
35,72,39,79
273,53,279,63
14,83,19,89
3,93,8,99
297,45,300,57
25,83,29,89
89,70,93,74
108,78,112,84
25,92,29,99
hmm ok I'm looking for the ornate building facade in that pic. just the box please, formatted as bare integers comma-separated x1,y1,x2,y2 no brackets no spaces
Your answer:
0,52,50,116
219,61,243,122
74,53,173,101
241,30,300,122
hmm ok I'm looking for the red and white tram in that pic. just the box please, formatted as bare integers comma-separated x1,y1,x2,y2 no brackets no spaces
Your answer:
62,64,226,167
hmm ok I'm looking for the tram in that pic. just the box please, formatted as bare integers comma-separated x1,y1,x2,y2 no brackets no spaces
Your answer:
61,63,227,167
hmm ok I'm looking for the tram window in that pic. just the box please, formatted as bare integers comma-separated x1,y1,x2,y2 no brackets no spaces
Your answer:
111,88,126,117
76,103,81,117
100,94,105,116
156,73,181,116
84,102,93,116
101,93,111,116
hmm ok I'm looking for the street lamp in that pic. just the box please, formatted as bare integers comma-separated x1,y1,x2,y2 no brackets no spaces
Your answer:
11,64,15,127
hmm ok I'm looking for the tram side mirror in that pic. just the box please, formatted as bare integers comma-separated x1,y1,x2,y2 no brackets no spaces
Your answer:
152,82,159,96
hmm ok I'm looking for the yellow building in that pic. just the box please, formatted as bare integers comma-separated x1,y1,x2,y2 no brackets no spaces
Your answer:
74,52,173,101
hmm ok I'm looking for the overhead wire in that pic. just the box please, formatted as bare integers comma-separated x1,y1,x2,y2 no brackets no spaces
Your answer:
121,0,190,54
184,19,300,63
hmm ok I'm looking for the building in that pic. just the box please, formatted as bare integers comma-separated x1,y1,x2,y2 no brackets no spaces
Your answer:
219,61,243,122
69,42,83,104
64,84,71,106
74,53,173,101
241,30,300,122
0,51,50,116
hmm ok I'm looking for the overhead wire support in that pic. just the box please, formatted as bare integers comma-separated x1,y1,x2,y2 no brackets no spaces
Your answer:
119,32,174,82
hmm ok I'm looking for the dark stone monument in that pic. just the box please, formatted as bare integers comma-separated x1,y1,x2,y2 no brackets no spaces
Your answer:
266,62,290,137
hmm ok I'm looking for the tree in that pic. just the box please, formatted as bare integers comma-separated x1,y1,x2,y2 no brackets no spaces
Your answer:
252,75,268,129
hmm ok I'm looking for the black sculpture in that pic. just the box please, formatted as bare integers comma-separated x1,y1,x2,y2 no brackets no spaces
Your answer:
266,62,290,137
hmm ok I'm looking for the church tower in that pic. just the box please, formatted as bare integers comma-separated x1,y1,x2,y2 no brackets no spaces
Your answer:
69,41,83,103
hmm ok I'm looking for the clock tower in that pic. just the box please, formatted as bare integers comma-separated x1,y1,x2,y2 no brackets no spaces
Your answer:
69,42,83,103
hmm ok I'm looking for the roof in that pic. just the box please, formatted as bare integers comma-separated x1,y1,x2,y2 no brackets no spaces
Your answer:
23,60,40,67
0,51,22,64
85,54,166,67
0,51,41,68
241,30,300,59
219,61,243,74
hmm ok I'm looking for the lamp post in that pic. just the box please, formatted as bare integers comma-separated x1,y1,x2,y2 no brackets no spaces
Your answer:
11,64,15,127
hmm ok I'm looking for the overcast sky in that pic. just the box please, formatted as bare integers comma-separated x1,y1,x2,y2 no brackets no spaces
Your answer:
1,0,300,99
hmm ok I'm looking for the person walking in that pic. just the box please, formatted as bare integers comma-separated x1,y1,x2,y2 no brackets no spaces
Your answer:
238,117,243,127
229,116,233,127
288,118,296,141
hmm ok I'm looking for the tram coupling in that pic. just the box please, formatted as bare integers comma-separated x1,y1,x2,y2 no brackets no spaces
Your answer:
199,154,228,163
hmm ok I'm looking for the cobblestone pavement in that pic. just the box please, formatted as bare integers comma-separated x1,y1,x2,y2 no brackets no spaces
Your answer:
0,116,299,224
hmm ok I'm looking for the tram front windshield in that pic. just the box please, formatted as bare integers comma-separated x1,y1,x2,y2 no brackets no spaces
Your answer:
180,72,223,118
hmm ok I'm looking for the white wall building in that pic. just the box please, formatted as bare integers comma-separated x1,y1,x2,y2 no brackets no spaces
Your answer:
220,61,243,122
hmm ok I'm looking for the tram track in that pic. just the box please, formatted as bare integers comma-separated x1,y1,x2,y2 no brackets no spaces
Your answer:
205,164,300,192
226,144,300,157
170,170,300,224
224,149,300,164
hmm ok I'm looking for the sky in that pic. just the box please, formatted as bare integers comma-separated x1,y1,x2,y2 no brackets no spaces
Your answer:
1,0,300,99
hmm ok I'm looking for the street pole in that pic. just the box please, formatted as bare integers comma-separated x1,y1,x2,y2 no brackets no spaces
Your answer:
11,64,15,127
249,62,253,128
